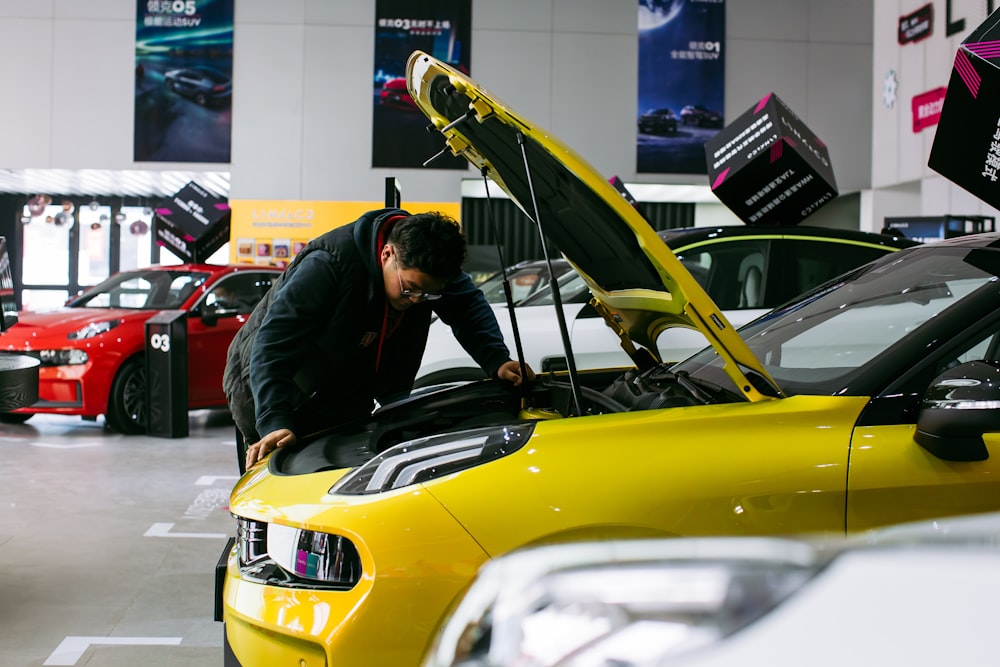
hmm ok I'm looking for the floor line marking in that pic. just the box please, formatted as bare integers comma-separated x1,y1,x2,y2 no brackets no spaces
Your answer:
44,636,183,665
196,475,239,485
144,522,228,539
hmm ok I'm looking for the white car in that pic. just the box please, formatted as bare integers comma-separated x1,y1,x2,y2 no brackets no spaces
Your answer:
418,225,917,387
423,510,1000,667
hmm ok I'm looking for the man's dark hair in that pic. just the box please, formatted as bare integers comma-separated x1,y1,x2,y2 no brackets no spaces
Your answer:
389,212,467,279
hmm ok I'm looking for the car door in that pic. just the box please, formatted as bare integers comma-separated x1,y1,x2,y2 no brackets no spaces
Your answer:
186,271,275,406
175,69,200,96
847,316,1000,531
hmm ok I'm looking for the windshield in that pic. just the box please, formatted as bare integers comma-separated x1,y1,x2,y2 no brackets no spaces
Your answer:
69,269,210,310
675,246,1000,395
520,270,589,307
477,262,574,305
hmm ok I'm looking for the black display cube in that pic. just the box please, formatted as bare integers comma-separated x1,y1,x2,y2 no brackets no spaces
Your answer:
145,310,188,438
705,92,838,227
928,8,1000,210
153,181,231,263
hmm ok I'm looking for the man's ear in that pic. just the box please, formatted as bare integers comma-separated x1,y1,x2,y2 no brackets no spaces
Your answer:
380,244,392,265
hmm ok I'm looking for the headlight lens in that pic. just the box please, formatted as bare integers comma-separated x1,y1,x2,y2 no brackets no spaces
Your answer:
68,320,119,340
36,349,89,366
267,523,362,586
425,538,823,667
330,423,535,495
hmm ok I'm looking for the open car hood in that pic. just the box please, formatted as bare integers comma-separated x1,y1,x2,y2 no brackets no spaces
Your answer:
407,51,782,401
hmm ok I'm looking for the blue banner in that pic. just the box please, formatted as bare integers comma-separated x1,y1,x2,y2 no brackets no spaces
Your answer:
637,0,726,174
134,0,234,163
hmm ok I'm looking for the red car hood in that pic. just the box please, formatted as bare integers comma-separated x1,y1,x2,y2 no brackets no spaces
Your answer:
2,308,151,349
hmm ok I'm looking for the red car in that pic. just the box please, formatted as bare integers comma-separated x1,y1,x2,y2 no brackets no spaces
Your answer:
378,77,418,111
0,264,280,434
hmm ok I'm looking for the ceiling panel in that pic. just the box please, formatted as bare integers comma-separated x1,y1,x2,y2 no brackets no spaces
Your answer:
0,168,230,199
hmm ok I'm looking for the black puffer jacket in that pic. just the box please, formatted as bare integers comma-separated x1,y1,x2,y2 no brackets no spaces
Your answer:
223,208,511,439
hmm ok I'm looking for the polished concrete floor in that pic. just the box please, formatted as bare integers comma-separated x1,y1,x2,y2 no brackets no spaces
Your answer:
0,410,239,667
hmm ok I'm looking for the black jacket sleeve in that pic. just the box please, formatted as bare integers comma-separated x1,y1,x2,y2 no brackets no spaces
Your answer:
249,251,340,437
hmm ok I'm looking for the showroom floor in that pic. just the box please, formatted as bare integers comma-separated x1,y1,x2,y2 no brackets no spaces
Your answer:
0,410,238,667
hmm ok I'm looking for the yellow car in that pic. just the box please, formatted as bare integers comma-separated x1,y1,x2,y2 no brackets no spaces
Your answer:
219,51,1000,666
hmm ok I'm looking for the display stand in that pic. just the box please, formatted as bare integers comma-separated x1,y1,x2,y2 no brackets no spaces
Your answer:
145,310,188,438
0,236,39,412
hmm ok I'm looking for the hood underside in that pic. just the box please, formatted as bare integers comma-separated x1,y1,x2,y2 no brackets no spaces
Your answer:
406,51,781,401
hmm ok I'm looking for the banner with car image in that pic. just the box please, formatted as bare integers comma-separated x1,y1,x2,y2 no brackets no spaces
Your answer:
372,0,471,169
134,0,234,163
637,0,725,174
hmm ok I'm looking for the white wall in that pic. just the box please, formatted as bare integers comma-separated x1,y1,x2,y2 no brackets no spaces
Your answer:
0,0,933,229
869,0,1000,231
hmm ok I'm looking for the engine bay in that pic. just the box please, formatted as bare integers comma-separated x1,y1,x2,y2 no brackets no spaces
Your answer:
273,364,742,476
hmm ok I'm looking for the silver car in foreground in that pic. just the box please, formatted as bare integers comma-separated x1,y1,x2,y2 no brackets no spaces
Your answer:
425,510,1000,666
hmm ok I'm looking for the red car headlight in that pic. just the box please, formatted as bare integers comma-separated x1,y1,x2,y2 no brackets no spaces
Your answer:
67,320,119,340
37,349,89,366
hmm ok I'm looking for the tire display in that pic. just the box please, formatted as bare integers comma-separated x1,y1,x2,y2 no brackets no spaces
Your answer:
0,354,40,415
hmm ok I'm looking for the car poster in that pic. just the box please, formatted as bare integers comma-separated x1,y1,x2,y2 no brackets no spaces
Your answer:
637,0,726,175
372,0,471,169
134,0,234,163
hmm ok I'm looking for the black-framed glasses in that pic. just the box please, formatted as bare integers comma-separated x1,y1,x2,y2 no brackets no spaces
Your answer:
394,256,444,301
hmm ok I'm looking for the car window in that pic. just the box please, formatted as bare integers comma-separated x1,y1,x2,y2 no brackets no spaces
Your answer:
773,239,893,305
203,273,275,314
82,275,152,309
72,270,211,310
478,265,566,305
520,271,589,306
674,239,770,310
167,274,204,303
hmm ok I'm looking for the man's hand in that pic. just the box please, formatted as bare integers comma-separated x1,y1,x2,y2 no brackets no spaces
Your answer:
497,359,535,386
245,428,296,469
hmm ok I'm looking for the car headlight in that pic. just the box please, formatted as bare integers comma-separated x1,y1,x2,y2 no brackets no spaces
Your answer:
424,538,825,667
234,518,363,590
68,320,119,340
35,349,89,366
267,522,362,586
330,423,535,495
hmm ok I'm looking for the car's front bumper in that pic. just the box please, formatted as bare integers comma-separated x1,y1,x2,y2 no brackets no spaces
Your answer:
220,482,492,667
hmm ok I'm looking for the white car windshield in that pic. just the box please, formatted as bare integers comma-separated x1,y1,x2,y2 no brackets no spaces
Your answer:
520,271,589,306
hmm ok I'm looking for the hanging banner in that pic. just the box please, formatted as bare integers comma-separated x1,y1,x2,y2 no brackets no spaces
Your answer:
637,0,726,175
134,0,234,163
229,200,462,268
372,0,471,169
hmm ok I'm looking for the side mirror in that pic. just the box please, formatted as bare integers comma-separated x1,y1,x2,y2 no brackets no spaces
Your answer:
200,308,220,326
914,360,1000,462
199,302,240,327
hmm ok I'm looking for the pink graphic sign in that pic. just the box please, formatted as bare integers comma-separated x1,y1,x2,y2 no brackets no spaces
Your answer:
911,87,947,133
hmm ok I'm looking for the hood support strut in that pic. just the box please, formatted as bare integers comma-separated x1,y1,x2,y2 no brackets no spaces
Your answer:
480,168,531,400
515,131,583,416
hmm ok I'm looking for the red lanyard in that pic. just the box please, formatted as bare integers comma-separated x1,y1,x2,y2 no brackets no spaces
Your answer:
375,301,404,371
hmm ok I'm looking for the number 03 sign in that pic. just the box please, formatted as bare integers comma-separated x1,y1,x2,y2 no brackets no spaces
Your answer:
150,333,171,352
